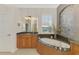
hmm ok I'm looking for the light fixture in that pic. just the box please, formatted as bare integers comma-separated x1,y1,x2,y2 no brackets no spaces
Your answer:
25,16,37,20
24,16,31,20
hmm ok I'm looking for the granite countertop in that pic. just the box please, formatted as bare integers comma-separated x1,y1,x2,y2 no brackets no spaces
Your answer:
57,34,79,45
17,32,38,35
69,39,79,45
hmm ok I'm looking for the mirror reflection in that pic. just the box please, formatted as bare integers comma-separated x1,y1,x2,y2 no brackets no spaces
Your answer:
24,16,38,32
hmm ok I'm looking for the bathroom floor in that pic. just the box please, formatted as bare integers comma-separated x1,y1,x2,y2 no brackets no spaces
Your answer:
0,49,39,55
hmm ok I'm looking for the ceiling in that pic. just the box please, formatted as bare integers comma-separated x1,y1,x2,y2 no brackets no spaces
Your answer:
6,4,59,8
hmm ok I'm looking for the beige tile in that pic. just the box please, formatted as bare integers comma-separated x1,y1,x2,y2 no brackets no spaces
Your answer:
0,49,39,55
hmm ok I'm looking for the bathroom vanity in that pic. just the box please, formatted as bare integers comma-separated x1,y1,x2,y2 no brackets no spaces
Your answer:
17,32,38,48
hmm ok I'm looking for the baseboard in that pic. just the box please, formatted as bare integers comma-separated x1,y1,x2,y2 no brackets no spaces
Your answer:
10,48,18,53
0,48,18,53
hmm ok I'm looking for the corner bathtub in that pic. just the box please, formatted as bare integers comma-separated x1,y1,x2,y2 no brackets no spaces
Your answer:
36,38,70,55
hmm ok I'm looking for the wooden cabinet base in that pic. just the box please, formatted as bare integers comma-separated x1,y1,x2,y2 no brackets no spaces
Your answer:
36,42,70,55
31,35,37,48
70,42,79,55
17,34,37,48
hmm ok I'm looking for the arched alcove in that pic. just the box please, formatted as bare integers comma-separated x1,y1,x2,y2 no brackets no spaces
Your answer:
59,5,79,42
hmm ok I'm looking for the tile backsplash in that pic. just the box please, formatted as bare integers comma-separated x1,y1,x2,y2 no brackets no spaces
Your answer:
38,34,54,38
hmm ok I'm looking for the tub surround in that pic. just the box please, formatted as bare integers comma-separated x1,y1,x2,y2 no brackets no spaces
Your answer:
70,40,79,55
38,34,70,42
37,34,71,55
38,34,70,44
57,34,79,54
38,34,54,38
38,38,70,52
36,41,70,55
57,34,70,44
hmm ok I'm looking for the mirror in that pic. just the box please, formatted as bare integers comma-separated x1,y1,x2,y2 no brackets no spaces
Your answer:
25,16,38,32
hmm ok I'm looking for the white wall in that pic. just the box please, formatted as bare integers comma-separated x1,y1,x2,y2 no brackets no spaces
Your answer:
0,5,18,52
6,4,59,8
17,8,57,34
72,5,79,41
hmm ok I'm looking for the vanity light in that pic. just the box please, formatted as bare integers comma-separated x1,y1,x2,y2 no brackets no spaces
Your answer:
24,17,28,20
25,16,31,20
25,16,37,20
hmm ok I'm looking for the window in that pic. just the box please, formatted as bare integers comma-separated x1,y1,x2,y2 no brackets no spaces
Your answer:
41,15,52,33
42,16,52,26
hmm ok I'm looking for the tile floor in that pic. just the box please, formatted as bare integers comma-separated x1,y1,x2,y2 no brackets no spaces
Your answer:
0,49,39,55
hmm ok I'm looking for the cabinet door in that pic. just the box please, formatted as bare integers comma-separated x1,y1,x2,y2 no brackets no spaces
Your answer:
17,35,23,48
22,35,31,48
17,35,20,48
31,35,37,48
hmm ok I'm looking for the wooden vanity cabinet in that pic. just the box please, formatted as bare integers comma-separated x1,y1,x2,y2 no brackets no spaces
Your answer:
31,35,37,48
17,34,37,48
22,35,31,48
17,35,22,48
70,42,79,55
